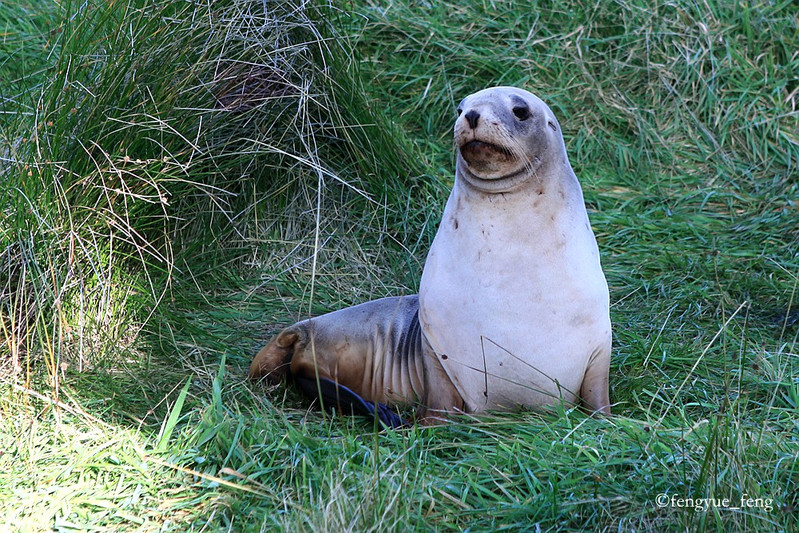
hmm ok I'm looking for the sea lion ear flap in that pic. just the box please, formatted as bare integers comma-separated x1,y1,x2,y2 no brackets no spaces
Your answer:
294,376,409,430
547,117,558,132
249,328,300,382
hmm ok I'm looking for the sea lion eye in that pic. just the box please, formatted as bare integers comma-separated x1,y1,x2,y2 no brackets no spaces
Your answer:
512,105,531,121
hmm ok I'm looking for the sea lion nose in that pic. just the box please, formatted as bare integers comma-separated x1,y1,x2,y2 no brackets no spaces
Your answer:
464,110,480,129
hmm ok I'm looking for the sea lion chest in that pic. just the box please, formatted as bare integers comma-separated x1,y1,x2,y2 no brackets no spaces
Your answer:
419,179,610,412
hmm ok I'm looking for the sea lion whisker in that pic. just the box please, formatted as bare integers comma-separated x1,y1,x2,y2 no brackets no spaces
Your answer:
501,134,539,178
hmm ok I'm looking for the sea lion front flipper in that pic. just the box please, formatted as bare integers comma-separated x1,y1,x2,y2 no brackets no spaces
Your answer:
579,344,612,415
294,375,408,429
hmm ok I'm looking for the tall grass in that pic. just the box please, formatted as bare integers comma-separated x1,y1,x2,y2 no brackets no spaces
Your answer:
1,0,797,531
1,0,421,376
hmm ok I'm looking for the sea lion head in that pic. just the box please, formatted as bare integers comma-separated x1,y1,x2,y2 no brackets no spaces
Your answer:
454,87,565,193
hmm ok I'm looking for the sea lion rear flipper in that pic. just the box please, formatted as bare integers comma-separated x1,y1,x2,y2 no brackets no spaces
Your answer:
249,329,300,382
294,375,408,429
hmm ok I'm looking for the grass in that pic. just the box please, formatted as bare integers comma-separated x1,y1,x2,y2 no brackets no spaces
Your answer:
1,0,797,531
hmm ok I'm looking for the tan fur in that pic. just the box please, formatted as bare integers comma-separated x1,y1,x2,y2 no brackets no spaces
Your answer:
249,329,298,382
249,296,464,424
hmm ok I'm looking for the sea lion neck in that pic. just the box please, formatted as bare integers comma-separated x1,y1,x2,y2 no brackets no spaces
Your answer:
454,156,579,211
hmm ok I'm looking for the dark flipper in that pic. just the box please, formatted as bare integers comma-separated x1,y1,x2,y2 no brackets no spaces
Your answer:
294,376,408,429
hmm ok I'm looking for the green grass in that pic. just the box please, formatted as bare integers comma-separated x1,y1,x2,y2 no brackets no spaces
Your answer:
1,0,797,531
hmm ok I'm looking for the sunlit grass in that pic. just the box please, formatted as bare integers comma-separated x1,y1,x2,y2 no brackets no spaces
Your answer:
1,0,796,531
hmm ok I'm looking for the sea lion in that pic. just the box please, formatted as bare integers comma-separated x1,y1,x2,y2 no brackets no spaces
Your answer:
250,87,611,425
419,87,611,415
